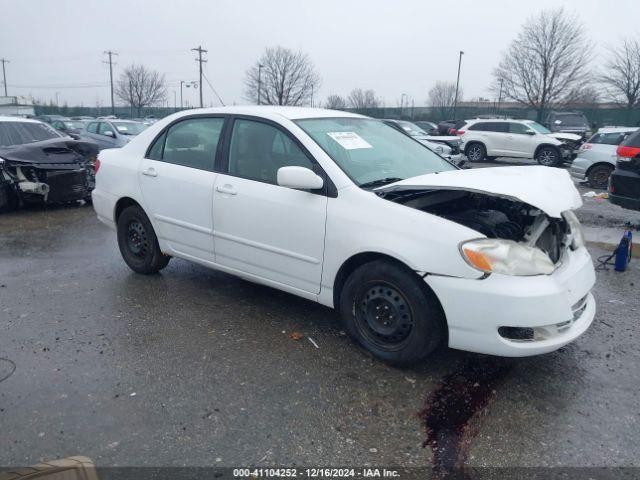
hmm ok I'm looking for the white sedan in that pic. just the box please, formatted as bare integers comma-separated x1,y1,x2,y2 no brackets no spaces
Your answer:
92,106,596,365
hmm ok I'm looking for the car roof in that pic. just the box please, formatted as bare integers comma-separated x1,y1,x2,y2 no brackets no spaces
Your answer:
0,116,42,124
170,105,366,121
596,126,638,133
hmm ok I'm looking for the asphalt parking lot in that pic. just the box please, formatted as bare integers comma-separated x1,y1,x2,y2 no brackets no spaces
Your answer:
1,161,639,474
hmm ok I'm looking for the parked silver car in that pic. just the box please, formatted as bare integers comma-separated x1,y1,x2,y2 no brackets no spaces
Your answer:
83,119,147,150
570,127,637,189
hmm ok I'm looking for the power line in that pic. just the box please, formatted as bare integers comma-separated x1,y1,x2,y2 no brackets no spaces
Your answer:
191,46,207,108
201,72,225,106
103,51,118,115
1,58,9,96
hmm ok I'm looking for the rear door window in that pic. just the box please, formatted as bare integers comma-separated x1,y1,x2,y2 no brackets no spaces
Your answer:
589,131,636,146
469,122,507,132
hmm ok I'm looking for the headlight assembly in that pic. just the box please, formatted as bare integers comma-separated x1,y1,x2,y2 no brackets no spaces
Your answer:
563,210,585,250
460,238,556,276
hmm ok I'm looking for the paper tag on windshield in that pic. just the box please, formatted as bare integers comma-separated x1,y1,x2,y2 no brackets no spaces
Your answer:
327,131,372,150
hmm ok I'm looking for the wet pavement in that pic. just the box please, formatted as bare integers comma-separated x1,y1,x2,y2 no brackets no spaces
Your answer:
0,200,639,473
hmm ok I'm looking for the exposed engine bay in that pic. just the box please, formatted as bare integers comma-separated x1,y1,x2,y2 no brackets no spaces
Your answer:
382,189,570,263
0,138,98,209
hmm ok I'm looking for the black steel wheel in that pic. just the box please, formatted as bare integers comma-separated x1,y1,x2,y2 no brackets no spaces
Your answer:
587,164,613,190
117,205,170,274
339,259,445,365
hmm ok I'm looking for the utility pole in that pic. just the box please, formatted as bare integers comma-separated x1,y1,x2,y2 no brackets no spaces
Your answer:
103,51,117,116
191,45,208,108
497,78,504,115
257,64,263,105
453,50,464,118
0,58,8,96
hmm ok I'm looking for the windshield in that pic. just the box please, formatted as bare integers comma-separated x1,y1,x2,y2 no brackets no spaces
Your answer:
113,121,146,135
0,121,62,147
296,117,455,187
553,114,588,127
526,121,552,134
395,120,428,137
63,121,87,130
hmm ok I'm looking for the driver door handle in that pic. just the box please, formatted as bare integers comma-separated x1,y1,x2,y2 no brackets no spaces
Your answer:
216,185,237,195
142,167,158,177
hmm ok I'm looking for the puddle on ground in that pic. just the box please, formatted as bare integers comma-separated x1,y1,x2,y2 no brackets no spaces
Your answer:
419,356,514,479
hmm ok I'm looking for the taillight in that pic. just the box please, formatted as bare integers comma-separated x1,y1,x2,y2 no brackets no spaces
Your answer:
456,130,466,135
448,128,456,135
94,158,101,173
616,145,640,158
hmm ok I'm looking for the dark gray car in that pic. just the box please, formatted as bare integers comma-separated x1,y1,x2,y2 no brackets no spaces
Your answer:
83,119,147,150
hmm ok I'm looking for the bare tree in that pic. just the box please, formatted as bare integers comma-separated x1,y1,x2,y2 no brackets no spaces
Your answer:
427,81,462,119
244,46,321,106
599,38,640,109
325,94,347,110
562,84,600,106
115,64,166,117
493,8,592,121
347,88,380,109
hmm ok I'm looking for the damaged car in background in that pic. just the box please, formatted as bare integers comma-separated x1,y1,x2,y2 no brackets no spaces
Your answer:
93,107,596,365
0,116,98,208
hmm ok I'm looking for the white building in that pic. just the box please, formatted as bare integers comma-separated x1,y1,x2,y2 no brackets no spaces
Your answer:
0,96,35,116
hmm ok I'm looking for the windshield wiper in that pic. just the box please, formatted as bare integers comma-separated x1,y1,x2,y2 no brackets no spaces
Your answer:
359,177,403,189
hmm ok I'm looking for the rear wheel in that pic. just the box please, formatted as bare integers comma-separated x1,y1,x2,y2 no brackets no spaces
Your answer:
465,143,486,162
536,146,561,167
587,164,614,189
117,205,170,274
339,260,445,366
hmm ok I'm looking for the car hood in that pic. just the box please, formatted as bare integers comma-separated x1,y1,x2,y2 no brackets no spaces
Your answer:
0,138,99,165
548,132,583,142
375,165,582,218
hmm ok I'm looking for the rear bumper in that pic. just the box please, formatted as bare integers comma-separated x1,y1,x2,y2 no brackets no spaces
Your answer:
91,188,117,230
609,168,640,211
426,246,596,357
569,157,591,180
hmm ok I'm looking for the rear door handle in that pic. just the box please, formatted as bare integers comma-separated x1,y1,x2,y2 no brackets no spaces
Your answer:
142,167,157,177
216,185,237,195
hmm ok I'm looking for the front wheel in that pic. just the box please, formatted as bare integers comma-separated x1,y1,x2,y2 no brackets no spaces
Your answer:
465,143,486,162
339,260,445,366
117,205,170,274
536,146,561,167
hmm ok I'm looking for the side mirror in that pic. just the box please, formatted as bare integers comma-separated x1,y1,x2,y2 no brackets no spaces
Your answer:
277,166,324,191
103,130,115,138
525,130,536,135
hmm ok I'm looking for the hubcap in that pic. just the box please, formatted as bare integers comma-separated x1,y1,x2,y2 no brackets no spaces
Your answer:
356,284,413,349
127,220,149,258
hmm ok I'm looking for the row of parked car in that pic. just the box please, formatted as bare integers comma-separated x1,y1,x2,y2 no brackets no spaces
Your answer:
0,115,149,210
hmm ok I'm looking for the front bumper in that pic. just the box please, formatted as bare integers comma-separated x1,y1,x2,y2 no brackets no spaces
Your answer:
444,153,466,166
425,246,596,357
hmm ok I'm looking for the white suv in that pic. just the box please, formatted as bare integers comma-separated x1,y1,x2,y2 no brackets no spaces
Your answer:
92,106,595,365
459,119,579,166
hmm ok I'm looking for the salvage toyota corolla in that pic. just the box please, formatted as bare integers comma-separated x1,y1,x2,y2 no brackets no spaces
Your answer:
92,107,596,365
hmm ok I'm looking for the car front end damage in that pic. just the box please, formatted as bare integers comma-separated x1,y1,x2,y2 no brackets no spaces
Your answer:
0,138,98,206
376,166,596,356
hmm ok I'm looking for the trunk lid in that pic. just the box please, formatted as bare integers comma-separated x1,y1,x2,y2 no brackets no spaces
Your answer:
375,166,582,218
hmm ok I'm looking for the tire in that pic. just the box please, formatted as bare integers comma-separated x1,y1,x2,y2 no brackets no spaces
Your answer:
465,143,486,162
536,146,561,167
116,205,170,274
339,260,446,366
587,164,614,190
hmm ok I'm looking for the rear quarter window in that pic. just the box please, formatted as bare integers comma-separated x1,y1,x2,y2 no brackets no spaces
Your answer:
621,130,640,148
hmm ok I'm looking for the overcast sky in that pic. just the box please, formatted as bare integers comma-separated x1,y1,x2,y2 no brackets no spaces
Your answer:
1,0,638,108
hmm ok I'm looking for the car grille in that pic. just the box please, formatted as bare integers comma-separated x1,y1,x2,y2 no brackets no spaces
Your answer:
44,168,89,203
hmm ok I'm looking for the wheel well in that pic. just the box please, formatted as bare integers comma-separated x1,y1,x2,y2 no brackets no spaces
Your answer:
585,162,614,176
534,143,560,157
114,197,142,223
